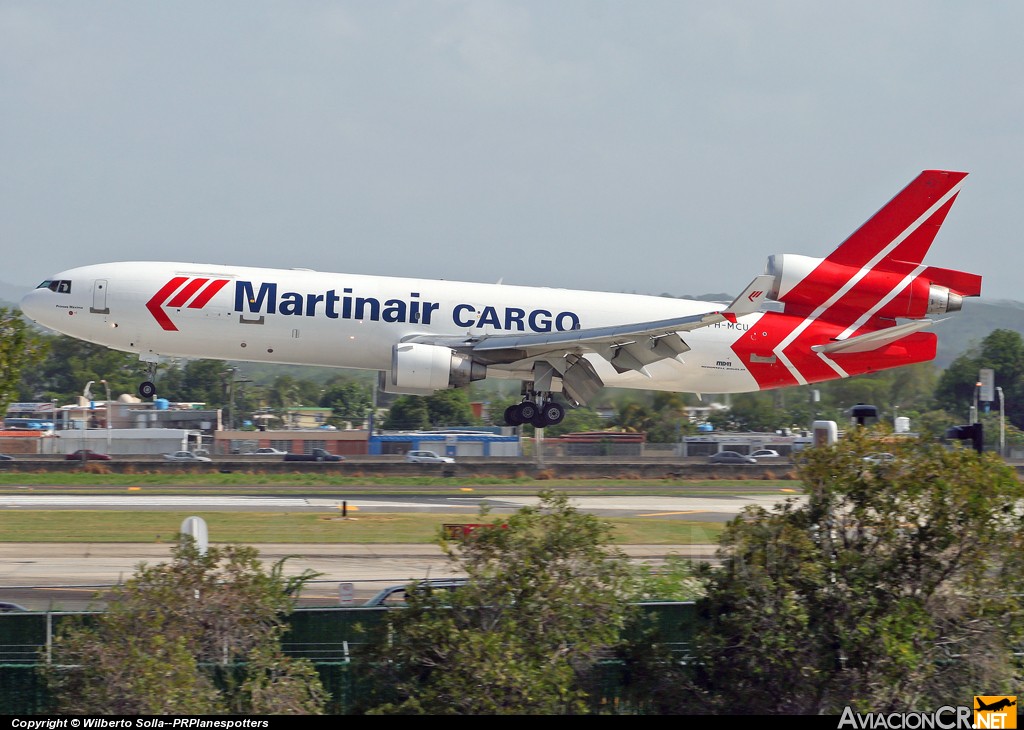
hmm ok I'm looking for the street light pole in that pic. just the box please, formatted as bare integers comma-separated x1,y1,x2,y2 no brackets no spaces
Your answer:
996,386,1005,457
100,379,111,453
81,381,94,463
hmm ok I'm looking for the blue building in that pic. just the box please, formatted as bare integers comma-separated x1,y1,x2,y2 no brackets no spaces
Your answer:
369,429,520,458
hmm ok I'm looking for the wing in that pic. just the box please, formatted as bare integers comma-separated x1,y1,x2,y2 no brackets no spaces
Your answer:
404,274,774,399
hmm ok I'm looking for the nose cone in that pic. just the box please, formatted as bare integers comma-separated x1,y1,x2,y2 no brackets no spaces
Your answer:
19,278,72,332
19,286,47,323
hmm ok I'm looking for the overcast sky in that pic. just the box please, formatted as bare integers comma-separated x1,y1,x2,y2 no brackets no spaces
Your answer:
2,1,1021,302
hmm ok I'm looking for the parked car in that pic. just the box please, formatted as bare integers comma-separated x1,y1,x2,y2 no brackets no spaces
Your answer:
708,451,757,465
363,579,468,607
862,452,896,465
65,450,111,461
0,602,27,612
251,447,288,456
283,448,345,462
750,449,781,458
405,450,455,464
0,454,14,461
164,450,212,462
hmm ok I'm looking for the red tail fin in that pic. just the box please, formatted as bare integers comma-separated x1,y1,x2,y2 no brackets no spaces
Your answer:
768,170,980,324
829,170,968,268
738,170,982,390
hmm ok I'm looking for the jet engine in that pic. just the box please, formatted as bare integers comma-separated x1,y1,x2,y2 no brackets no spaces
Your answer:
764,254,980,320
381,342,487,395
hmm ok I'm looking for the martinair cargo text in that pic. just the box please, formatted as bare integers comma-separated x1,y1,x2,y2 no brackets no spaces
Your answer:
20,170,982,428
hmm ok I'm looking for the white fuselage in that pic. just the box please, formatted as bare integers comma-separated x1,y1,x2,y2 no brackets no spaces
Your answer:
20,261,763,394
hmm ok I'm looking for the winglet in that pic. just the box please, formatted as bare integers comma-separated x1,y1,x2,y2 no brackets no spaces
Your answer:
723,275,775,318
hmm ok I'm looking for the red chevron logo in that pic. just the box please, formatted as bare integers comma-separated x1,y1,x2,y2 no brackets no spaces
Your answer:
146,277,230,331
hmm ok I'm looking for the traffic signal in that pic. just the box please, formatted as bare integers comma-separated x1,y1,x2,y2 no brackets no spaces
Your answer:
945,422,984,454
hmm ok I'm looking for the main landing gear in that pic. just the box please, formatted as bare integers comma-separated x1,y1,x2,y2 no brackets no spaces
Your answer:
504,396,566,429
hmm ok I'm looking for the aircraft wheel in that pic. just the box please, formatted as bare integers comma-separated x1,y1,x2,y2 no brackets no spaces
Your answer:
540,401,565,427
504,404,523,426
139,381,156,398
518,401,539,424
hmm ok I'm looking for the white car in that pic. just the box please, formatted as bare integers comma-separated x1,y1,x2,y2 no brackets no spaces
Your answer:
164,450,212,462
750,449,781,458
862,452,896,465
251,447,287,456
405,450,455,464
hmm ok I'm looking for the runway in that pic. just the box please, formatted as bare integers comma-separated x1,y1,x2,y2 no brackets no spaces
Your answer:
0,492,802,517
0,492,800,610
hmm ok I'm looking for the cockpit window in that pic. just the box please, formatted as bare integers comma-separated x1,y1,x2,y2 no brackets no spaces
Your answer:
36,280,71,293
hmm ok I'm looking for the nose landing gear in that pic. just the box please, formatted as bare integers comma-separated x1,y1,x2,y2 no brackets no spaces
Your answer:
138,360,158,399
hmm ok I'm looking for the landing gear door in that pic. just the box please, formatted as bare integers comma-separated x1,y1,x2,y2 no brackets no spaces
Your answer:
90,279,109,314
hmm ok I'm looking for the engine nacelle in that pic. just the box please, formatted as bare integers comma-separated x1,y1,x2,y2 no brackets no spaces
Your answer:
765,254,974,319
385,343,487,395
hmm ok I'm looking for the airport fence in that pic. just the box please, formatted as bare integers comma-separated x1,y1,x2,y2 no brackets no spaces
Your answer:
0,602,697,714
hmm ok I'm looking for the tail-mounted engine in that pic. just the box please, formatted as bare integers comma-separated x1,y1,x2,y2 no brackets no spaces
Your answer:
764,253,982,320
380,342,487,396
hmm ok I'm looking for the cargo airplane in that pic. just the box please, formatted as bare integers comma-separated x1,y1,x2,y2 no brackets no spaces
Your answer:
20,170,981,428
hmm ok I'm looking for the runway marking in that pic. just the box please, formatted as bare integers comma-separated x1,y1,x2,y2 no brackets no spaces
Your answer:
637,510,709,517
0,496,316,507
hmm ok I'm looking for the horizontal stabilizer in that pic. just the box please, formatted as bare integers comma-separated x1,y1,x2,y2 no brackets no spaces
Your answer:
811,320,937,355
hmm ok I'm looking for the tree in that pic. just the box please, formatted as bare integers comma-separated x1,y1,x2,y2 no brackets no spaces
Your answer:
935,329,1024,428
382,395,429,430
685,430,1024,714
361,491,636,714
1,308,46,414
43,541,327,715
18,331,143,403
319,378,372,428
424,387,475,427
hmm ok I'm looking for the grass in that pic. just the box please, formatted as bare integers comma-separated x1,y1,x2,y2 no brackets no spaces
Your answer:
0,471,777,544
0,471,799,495
0,510,724,545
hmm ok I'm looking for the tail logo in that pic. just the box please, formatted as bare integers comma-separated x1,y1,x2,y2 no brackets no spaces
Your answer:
146,277,230,331
747,290,764,302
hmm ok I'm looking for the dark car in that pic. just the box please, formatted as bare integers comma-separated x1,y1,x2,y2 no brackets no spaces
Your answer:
0,601,28,612
282,448,345,462
363,579,468,607
708,450,757,465
0,454,14,461
65,450,111,461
